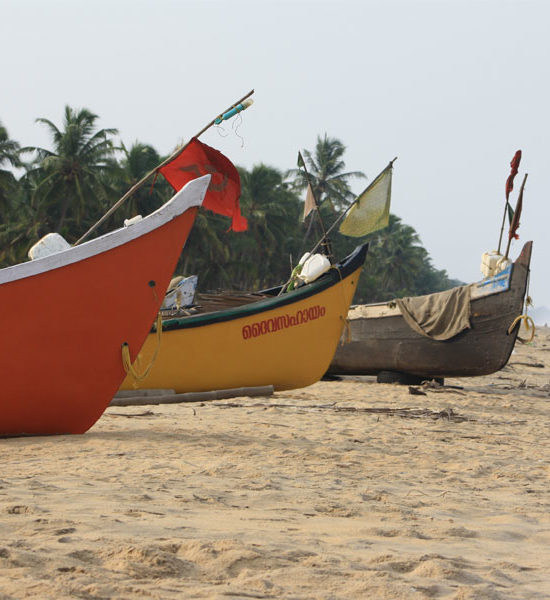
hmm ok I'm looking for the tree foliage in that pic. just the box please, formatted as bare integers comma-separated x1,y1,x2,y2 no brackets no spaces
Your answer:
0,109,461,303
22,106,118,240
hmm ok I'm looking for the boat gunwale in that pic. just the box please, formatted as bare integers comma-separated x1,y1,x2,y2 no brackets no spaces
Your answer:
161,243,368,332
0,176,210,286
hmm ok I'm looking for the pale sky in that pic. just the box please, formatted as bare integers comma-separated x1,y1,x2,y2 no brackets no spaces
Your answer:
2,0,548,310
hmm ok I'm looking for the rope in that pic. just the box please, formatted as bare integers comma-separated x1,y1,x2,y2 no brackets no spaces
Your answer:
330,264,353,346
508,268,536,344
340,314,352,344
122,312,163,386
508,314,535,344
232,113,245,147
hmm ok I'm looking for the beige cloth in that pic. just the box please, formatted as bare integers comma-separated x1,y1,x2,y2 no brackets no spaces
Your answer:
395,285,472,341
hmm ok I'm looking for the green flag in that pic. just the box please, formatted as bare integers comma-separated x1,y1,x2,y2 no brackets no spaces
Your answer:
339,165,393,237
506,201,515,225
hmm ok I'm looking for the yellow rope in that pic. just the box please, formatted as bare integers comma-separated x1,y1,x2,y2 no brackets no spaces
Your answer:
121,312,163,386
508,314,536,344
329,264,354,346
340,314,352,344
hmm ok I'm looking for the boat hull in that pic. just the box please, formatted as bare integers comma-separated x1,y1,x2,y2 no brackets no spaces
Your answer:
328,242,532,379
120,245,368,393
0,177,209,435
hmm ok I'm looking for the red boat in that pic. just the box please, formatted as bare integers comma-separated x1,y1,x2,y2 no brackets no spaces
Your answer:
0,175,210,436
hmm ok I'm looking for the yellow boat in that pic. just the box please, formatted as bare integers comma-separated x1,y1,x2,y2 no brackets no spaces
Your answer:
120,244,368,393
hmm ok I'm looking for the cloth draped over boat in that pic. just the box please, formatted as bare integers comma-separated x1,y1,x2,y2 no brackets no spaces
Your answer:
339,164,392,237
159,138,248,232
395,285,472,341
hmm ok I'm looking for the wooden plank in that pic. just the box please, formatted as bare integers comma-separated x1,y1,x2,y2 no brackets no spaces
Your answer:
109,385,274,407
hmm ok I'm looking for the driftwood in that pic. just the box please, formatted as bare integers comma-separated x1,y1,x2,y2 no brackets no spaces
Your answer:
213,401,473,423
509,361,545,368
110,385,274,407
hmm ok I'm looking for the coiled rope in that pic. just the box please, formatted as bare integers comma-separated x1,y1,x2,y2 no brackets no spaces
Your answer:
508,313,535,343
121,312,163,386
508,269,536,344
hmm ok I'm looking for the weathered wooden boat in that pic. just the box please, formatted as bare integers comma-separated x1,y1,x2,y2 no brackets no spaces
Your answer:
0,176,210,436
119,244,368,393
327,241,533,382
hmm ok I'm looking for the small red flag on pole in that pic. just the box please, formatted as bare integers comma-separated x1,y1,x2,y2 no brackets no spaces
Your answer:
505,150,522,201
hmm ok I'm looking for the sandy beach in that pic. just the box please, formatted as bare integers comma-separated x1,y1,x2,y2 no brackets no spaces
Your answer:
1,326,549,599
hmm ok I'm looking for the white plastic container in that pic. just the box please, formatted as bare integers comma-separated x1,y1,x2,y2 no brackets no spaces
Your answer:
480,251,512,278
297,253,331,284
28,233,71,260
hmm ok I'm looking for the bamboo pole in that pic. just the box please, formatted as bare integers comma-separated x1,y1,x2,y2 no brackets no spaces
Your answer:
309,157,397,257
278,157,396,296
498,150,522,254
496,201,509,254
297,151,333,260
74,89,255,246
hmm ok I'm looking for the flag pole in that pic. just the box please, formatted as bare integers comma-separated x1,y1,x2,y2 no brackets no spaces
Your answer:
297,151,333,260
497,150,522,254
307,157,397,257
278,157,395,296
74,89,255,246
496,203,509,255
504,173,528,260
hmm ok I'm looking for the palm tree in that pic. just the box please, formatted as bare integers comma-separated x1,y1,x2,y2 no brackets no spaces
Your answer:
367,214,427,297
289,134,366,211
23,106,118,239
113,141,171,219
176,164,303,292
235,164,302,287
287,134,366,258
0,121,21,219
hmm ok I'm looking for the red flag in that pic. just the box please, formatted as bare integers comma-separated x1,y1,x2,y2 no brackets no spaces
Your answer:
159,138,248,231
505,150,521,201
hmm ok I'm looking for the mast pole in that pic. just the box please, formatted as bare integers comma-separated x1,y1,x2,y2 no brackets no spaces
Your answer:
297,151,333,260
75,89,254,246
504,173,528,259
307,157,397,257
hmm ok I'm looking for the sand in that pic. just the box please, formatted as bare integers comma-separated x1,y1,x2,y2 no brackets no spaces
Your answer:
1,327,549,599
